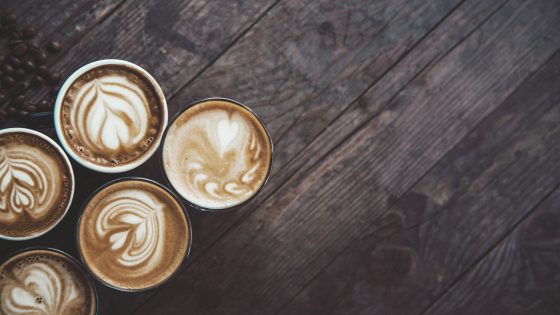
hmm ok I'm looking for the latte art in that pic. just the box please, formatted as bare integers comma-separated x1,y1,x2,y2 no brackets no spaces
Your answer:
0,249,96,315
96,189,164,274
163,99,272,209
78,179,189,291
71,74,150,152
57,61,167,172
0,130,73,239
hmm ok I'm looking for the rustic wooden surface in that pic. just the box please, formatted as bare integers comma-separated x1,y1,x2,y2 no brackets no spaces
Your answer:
0,0,559,314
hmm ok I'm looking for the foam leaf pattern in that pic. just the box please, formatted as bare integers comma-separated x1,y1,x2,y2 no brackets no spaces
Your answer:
71,75,149,153
95,189,164,276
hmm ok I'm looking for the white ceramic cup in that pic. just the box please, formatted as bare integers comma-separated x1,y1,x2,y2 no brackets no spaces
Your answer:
53,59,168,173
0,128,75,241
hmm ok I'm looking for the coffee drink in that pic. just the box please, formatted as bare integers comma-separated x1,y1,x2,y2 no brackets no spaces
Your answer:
162,98,272,210
77,179,190,291
55,59,167,173
0,128,74,240
0,249,96,315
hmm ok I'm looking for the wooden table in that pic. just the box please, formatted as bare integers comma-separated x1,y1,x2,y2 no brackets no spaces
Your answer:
1,0,559,314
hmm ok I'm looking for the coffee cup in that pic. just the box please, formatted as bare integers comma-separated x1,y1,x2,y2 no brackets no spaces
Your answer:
160,98,273,211
54,59,168,173
0,128,74,241
76,177,191,292
0,247,98,315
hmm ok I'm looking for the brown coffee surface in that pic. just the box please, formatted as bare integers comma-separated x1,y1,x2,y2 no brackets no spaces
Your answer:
0,249,96,315
78,179,189,291
162,99,272,209
59,64,164,168
0,132,73,238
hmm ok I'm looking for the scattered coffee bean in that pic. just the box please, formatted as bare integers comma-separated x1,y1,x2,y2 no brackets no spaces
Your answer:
6,106,16,115
22,26,37,38
17,110,29,117
31,75,45,86
28,42,40,53
3,76,14,86
0,55,5,65
37,65,49,78
0,94,6,104
47,41,61,53
35,51,47,64
13,95,25,104
0,108,6,116
8,56,20,67
49,72,61,84
2,14,16,26
12,42,27,56
23,103,36,112
22,60,35,71
2,63,13,74
14,68,25,78
38,100,49,110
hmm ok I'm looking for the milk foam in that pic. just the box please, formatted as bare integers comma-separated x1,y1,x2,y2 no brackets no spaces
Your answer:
0,250,95,315
70,74,149,152
163,100,271,209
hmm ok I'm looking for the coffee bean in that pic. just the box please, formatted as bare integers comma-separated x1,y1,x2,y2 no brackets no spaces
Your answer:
37,65,49,77
6,106,16,115
3,76,14,86
22,26,37,39
49,72,61,84
38,100,49,110
2,63,13,74
35,51,47,64
0,108,6,116
14,68,25,79
31,75,44,86
9,30,21,40
0,55,5,65
23,103,36,112
12,43,27,57
47,41,61,53
22,60,35,72
8,56,20,67
28,42,40,53
17,110,29,117
2,14,17,26
12,82,28,94
0,94,7,104
13,95,25,104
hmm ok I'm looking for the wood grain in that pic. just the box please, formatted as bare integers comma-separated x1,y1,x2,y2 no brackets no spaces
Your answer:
425,188,560,315
134,0,560,314
280,46,560,315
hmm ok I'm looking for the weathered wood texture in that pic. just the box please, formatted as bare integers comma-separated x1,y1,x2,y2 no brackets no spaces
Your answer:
0,0,559,314
280,46,560,315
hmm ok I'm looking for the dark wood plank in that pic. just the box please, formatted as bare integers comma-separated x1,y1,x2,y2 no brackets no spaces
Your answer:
280,46,560,315
135,0,560,314
425,187,560,315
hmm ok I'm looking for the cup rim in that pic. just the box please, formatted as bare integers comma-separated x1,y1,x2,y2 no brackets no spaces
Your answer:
75,176,193,292
159,97,274,212
53,59,168,173
0,127,75,241
0,246,99,315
